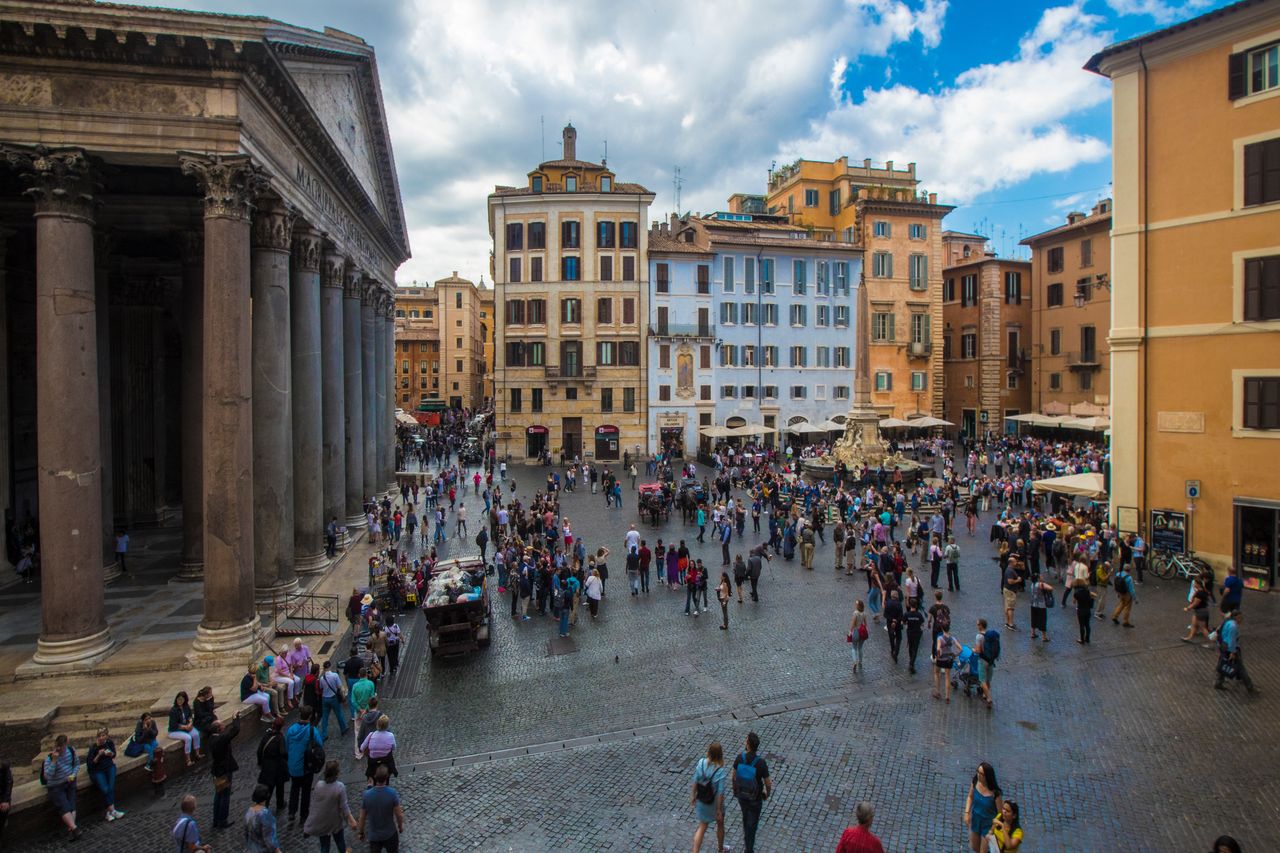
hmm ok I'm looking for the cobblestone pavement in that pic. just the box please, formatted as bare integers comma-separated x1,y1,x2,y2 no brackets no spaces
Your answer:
8,460,1280,851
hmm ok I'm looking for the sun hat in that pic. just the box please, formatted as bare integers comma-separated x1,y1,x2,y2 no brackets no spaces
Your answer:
361,593,374,605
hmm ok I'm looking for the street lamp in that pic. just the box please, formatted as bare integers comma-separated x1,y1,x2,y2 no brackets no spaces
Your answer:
1073,273,1111,308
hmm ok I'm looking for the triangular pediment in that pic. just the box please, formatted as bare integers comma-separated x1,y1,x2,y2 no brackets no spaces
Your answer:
282,57,389,221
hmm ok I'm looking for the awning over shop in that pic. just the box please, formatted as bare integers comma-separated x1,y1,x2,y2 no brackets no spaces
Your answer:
1032,472,1107,498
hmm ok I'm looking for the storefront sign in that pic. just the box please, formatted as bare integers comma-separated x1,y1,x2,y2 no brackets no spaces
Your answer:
595,424,619,436
526,425,548,435
1149,509,1186,554
1115,506,1139,534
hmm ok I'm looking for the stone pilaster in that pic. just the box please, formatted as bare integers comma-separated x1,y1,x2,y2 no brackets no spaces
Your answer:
290,225,326,574
343,269,366,527
361,280,378,502
178,151,269,654
177,229,204,580
3,144,114,667
320,250,346,532
373,287,389,493
94,231,119,584
384,295,397,489
251,198,298,604
0,227,12,576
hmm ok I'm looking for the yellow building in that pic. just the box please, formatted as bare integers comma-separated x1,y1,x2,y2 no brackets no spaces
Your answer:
393,273,488,411
1021,200,1113,413
1087,0,1280,587
489,124,654,462
765,158,953,417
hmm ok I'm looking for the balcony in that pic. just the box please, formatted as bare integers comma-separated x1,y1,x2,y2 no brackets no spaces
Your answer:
1007,347,1029,372
907,340,932,359
648,323,715,340
544,364,597,384
1065,350,1101,371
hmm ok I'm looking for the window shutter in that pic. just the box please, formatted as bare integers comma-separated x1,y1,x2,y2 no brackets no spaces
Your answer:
1244,141,1263,206
1229,51,1246,100
887,313,895,341
1265,139,1280,205
1245,257,1262,320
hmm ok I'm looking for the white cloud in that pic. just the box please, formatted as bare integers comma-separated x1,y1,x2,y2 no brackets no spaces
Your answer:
383,0,950,283
779,2,1113,204
1104,0,1214,25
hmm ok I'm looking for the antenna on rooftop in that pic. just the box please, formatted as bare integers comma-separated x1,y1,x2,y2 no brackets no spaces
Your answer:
673,165,684,216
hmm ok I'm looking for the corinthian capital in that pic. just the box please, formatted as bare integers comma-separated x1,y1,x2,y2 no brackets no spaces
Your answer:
291,225,323,272
344,268,364,301
383,289,397,320
360,277,380,306
321,249,347,290
178,152,271,223
251,199,298,251
2,144,96,221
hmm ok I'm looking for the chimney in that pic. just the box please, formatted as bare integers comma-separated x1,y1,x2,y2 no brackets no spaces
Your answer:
885,160,894,172
562,123,576,160
928,192,937,204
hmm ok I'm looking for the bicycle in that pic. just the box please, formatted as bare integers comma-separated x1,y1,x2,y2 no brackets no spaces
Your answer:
1148,547,1210,581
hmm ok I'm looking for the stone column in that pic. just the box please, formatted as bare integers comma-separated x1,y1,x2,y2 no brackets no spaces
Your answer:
3,145,114,666
320,250,346,532
342,270,366,528
251,199,298,603
94,232,119,584
290,226,326,575
0,228,12,575
361,282,378,501
384,299,397,489
373,289,389,493
178,152,268,654
177,230,204,579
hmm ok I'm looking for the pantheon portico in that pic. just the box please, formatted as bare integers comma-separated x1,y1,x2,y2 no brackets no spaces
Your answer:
0,1,409,665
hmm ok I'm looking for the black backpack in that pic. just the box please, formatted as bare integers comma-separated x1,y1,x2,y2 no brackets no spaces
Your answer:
303,731,325,775
695,764,717,804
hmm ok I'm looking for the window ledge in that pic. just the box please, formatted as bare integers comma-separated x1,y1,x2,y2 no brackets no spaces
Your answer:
1235,86,1280,109
1233,427,1280,439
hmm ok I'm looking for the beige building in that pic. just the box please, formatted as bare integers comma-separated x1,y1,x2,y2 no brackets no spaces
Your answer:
489,124,654,462
765,158,952,417
1088,0,1280,586
479,285,495,404
1021,201,1113,412
393,275,488,411
941,232,1033,436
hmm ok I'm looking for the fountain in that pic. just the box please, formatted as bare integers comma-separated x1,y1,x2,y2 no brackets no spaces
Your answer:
801,278,922,485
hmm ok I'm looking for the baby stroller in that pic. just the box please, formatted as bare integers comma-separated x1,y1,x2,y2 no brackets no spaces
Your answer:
951,644,981,697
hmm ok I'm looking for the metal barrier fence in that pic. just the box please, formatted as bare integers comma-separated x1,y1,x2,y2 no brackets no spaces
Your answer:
267,591,340,637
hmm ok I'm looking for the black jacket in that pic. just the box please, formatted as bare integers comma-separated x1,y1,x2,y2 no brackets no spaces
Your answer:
256,729,288,786
193,698,217,736
208,718,240,777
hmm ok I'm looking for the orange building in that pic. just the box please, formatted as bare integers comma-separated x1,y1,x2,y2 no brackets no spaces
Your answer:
393,273,488,411
1021,201,1113,413
941,232,1033,437
1088,0,1280,586
765,158,953,417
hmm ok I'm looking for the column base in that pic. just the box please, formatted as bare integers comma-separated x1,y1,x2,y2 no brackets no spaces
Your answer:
255,578,300,611
294,549,329,576
28,626,116,669
345,512,367,530
176,559,204,581
191,619,260,656
102,560,122,585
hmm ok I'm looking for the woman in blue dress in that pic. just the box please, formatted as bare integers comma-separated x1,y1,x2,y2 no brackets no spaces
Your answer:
964,761,1004,852
690,741,726,853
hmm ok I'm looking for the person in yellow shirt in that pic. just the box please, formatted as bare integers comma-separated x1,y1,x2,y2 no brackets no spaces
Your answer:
986,800,1022,851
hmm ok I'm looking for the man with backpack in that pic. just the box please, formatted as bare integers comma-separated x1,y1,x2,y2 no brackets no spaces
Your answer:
1112,564,1137,627
732,731,772,853
285,706,324,825
927,591,951,662
975,618,1000,710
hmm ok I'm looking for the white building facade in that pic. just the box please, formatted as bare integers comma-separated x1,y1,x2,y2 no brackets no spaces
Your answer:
647,213,863,456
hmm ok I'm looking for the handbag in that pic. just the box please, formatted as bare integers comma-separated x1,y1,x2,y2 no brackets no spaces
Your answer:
214,774,231,792
1217,654,1237,679
123,735,144,758
846,632,853,644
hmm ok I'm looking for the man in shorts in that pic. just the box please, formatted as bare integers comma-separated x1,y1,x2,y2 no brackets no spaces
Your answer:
975,618,996,709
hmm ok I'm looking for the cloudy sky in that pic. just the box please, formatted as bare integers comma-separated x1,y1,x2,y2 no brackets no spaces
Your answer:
145,0,1228,284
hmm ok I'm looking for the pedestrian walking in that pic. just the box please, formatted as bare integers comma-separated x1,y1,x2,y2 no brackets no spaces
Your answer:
244,784,283,853
904,598,926,674
986,800,1023,851
733,554,747,603
1214,610,1259,694
358,765,404,853
690,742,727,853
1111,564,1136,627
944,536,961,592
304,760,358,853
1001,562,1023,630
975,619,1000,710
800,523,815,570
684,560,701,617
584,568,603,618
928,590,951,662
1072,578,1095,644
849,599,868,674
933,626,959,702
885,590,904,663
385,617,402,676
208,717,240,830
717,571,731,630
1182,577,1213,644
731,732,772,853
256,718,288,813
964,762,1003,853
360,713,398,784
835,801,885,853
1029,576,1053,642
171,795,211,853
285,706,323,825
